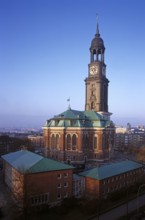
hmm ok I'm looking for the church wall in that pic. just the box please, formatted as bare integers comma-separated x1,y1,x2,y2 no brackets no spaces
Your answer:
43,126,115,163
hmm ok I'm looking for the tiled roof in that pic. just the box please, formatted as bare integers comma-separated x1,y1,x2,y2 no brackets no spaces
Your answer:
79,160,143,180
2,150,74,174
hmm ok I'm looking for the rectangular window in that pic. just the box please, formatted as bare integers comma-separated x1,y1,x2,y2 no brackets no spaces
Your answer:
31,193,49,206
64,173,68,178
57,174,62,179
64,182,68,187
57,183,61,188
57,194,61,200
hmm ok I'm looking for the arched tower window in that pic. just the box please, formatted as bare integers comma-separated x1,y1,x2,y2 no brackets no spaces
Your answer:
66,134,71,150
91,102,95,110
93,50,97,61
51,134,55,149
72,134,77,150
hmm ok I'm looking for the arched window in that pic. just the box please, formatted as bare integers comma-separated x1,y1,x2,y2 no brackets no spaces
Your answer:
66,134,71,150
83,134,89,149
56,134,59,149
51,134,55,149
72,134,77,150
94,136,97,149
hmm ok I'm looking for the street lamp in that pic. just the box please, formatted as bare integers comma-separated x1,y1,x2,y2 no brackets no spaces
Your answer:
137,184,145,213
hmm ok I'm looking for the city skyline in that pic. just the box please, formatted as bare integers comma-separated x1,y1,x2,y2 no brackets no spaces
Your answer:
0,0,145,128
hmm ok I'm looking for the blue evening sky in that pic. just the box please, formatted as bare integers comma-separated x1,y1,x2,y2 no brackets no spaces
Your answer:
0,0,145,128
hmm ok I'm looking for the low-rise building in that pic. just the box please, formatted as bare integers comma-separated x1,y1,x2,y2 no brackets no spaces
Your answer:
2,150,74,208
79,160,144,199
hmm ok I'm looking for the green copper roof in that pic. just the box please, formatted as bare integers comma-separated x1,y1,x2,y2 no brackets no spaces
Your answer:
79,160,143,180
58,109,85,119
29,158,74,173
83,110,102,120
2,150,74,174
43,108,113,128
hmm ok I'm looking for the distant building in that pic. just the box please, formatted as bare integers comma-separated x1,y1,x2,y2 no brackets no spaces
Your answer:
28,135,43,148
115,127,127,134
2,150,74,208
115,126,145,151
43,21,115,164
79,160,144,199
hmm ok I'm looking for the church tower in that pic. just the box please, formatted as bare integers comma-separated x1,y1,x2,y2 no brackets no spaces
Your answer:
43,20,115,164
85,22,109,113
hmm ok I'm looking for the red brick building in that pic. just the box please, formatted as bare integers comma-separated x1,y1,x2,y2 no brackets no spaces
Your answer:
2,150,74,208
43,109,114,164
79,160,144,199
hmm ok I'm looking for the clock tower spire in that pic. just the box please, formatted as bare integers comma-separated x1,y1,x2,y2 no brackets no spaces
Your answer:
85,20,109,113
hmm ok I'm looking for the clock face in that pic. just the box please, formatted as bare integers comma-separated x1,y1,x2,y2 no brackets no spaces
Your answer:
90,65,99,75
